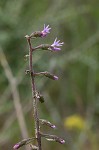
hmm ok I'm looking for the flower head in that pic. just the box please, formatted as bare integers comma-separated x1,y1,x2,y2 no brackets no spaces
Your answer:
50,38,64,51
41,24,51,37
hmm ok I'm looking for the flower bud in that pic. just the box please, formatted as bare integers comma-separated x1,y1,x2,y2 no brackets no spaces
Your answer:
44,72,58,80
13,138,35,149
39,119,56,129
41,133,65,144
13,139,27,149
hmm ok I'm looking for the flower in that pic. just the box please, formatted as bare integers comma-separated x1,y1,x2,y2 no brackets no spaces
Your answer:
64,114,85,130
50,38,64,51
41,24,51,37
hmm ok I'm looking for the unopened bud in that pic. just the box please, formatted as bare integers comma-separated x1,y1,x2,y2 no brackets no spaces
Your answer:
13,137,35,149
13,139,27,149
44,72,59,80
41,133,65,144
40,119,56,129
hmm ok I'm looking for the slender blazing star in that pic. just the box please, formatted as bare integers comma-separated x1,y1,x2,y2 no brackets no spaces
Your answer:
41,24,51,37
50,38,64,51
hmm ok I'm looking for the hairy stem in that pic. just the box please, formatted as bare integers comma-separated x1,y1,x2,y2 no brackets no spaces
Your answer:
27,37,42,150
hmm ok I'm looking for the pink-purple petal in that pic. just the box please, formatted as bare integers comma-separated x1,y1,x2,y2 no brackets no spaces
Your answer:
52,47,61,51
51,38,64,51
41,24,51,37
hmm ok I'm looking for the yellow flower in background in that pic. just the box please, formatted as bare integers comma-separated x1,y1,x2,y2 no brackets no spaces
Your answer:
64,114,85,130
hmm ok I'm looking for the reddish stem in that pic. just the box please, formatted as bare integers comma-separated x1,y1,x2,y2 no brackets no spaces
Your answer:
26,37,42,150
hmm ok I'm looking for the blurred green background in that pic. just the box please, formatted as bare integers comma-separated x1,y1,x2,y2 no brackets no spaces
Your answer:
0,0,99,150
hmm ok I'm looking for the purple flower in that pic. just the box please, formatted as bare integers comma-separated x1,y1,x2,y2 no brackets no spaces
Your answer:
50,38,64,51
13,144,20,149
41,24,51,37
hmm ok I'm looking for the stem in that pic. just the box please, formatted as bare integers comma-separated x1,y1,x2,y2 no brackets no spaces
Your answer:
27,37,42,150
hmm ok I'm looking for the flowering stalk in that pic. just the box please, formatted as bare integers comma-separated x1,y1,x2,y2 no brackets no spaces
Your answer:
26,36,42,150
13,24,65,150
